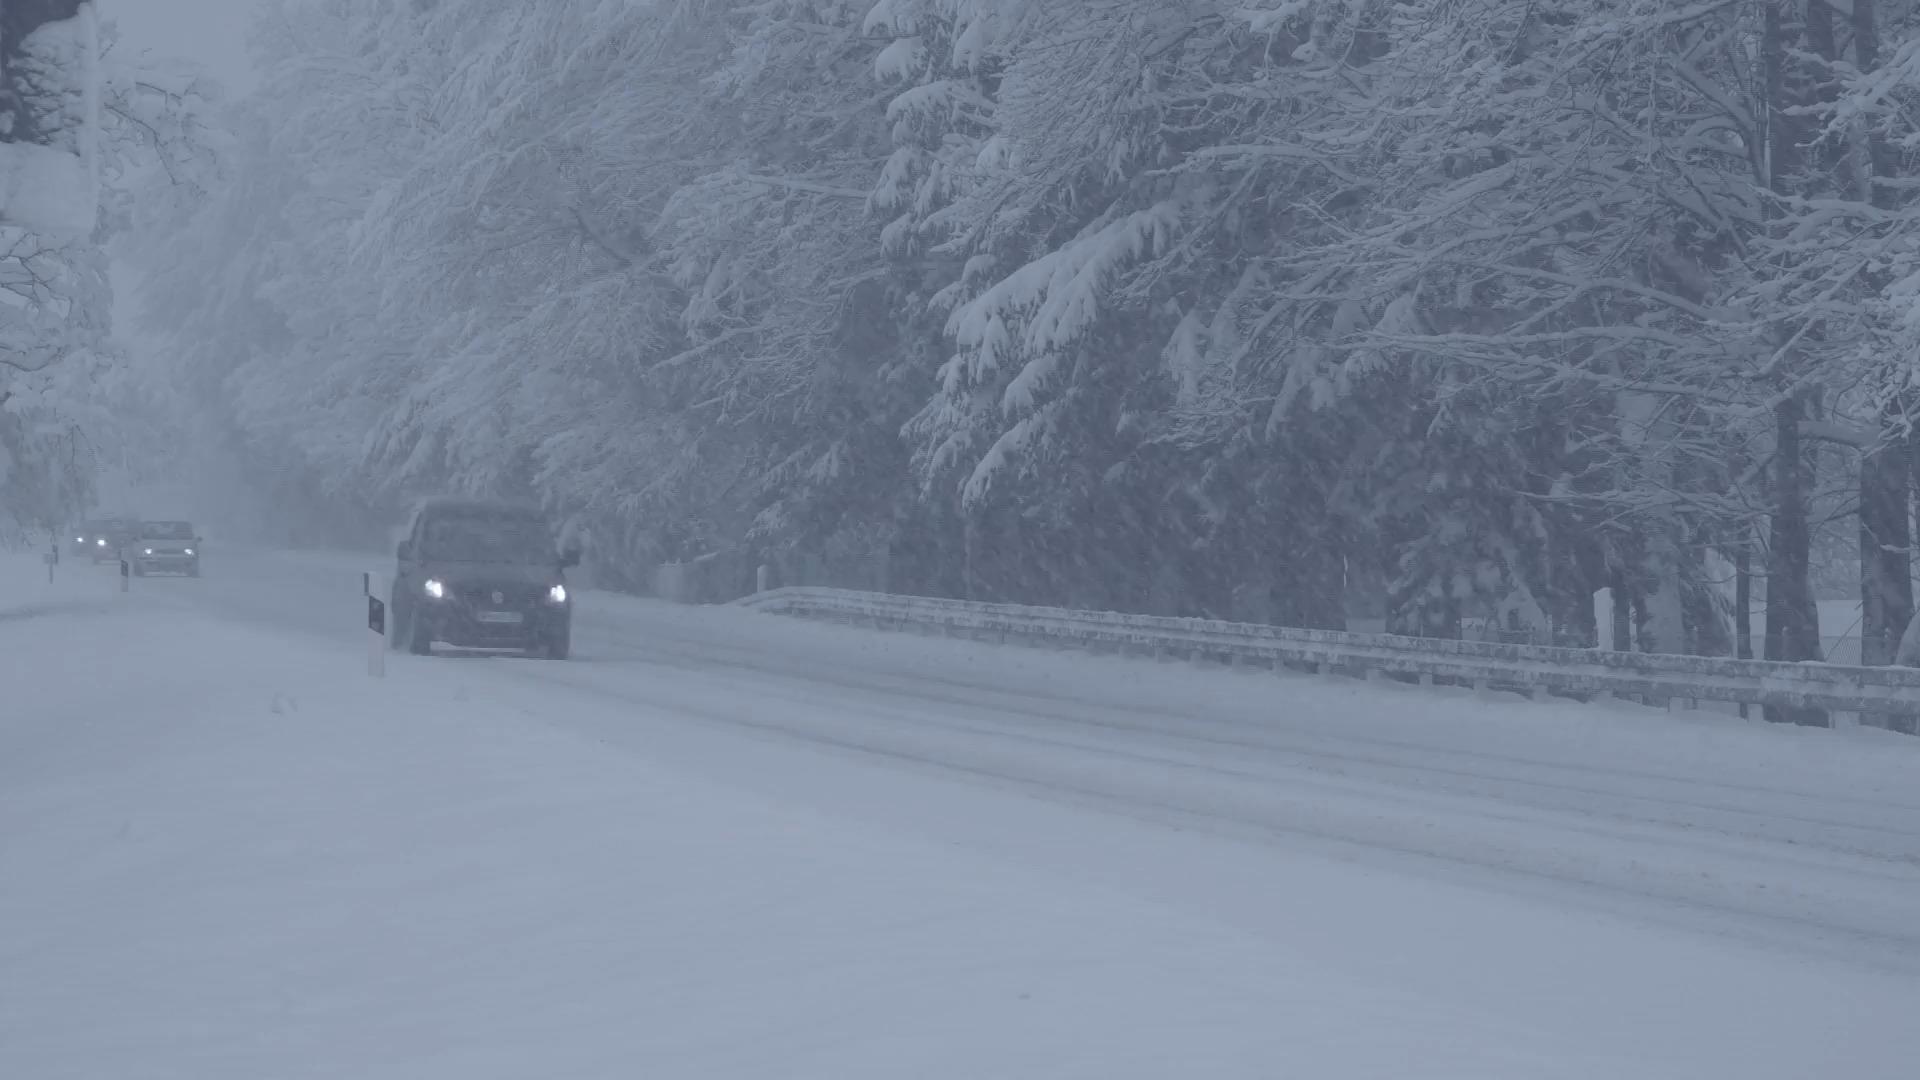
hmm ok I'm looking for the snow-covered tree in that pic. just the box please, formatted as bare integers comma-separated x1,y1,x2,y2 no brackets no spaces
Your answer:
2,4,221,539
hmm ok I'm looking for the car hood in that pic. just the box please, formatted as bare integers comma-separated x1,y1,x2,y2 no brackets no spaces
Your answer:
419,561,563,587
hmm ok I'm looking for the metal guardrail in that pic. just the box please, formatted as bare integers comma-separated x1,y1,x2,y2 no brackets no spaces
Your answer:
737,587,1920,717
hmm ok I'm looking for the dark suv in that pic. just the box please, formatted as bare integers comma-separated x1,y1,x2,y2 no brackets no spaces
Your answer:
75,518,138,562
391,499,580,659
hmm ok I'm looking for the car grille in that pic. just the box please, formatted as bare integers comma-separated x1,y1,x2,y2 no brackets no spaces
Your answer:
452,582,544,608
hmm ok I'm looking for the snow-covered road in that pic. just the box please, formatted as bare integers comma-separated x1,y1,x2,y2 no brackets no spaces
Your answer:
6,548,1919,1078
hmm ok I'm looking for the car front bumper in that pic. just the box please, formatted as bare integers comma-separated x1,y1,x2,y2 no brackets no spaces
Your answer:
135,553,198,572
419,603,568,649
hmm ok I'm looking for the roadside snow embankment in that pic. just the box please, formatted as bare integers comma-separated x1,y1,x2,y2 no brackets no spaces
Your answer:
0,550,113,623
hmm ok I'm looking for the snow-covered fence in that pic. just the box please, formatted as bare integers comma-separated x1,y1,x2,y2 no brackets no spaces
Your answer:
737,587,1920,719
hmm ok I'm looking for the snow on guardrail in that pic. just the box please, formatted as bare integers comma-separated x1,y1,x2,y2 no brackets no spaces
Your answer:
737,587,1920,721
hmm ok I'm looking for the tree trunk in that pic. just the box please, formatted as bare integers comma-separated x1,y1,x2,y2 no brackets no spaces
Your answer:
1557,568,1598,649
1765,394,1828,725
1735,541,1753,720
1849,0,1918,736
1853,0,1911,675
1735,544,1754,660
1758,3,1827,725
1858,420,1910,668
1342,549,1390,634
1682,567,1732,656
1853,0,1898,211
1640,529,1686,655
1610,565,1633,651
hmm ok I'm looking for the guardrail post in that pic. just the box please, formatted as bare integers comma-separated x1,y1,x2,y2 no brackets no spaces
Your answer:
756,564,771,593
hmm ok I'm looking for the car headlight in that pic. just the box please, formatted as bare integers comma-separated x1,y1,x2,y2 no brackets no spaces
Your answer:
183,548,194,556
547,583,568,604
144,548,154,556
96,538,106,546
423,578,447,600
75,536,83,543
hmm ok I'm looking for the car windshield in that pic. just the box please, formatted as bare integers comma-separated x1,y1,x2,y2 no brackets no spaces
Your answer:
421,513,553,563
142,522,194,540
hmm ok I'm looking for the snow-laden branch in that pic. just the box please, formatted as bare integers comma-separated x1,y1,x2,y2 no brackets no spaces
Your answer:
0,2,100,237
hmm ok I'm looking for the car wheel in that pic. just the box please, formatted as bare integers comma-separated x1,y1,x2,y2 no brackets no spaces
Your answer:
388,584,408,651
407,609,434,656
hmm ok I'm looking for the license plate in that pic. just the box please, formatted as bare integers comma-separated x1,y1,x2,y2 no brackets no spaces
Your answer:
478,610,524,624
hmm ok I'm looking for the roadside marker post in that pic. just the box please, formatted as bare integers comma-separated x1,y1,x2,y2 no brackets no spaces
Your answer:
365,571,386,678
119,554,129,593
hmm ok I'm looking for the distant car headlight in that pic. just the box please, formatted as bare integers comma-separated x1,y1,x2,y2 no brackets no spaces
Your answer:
75,536,83,543
547,583,568,604
423,578,447,600
183,548,194,556
144,548,154,556
96,538,106,546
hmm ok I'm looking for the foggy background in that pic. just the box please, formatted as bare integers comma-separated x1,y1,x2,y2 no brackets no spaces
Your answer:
12,0,1920,688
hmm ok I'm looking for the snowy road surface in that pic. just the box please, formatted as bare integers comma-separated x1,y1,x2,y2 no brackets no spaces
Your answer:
5,549,1919,1078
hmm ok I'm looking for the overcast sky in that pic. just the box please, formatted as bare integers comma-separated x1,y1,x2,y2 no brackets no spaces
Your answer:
108,0,262,94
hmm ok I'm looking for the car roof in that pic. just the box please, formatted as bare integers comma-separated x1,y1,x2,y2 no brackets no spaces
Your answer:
412,497,547,520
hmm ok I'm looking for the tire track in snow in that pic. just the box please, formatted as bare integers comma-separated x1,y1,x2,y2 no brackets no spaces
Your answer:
485,645,1920,973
